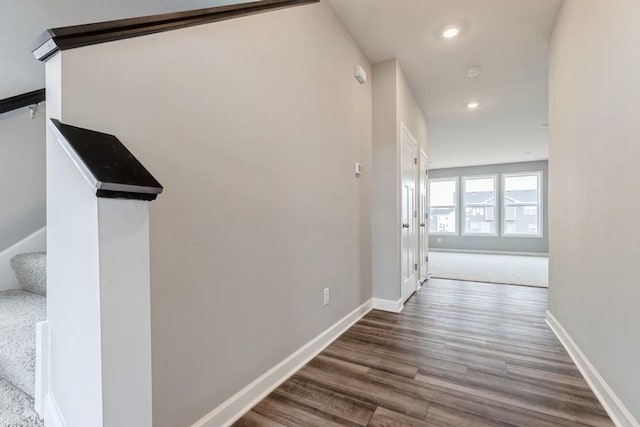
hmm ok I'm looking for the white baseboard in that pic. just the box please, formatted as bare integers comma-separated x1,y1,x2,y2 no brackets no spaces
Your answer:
430,248,548,257
546,311,639,427
192,299,373,427
35,321,50,417
0,227,46,291
44,393,67,427
372,297,404,313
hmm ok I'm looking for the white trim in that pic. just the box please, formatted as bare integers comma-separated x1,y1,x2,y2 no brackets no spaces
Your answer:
546,311,639,427
429,230,458,236
372,297,405,313
0,227,46,291
35,321,50,417
192,299,374,427
501,233,545,239
419,149,429,282
429,248,548,257
400,123,419,302
44,393,67,427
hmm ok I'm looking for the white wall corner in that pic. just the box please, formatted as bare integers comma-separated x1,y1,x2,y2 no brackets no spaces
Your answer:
0,227,46,291
35,320,50,417
192,299,373,427
546,311,640,427
372,297,404,313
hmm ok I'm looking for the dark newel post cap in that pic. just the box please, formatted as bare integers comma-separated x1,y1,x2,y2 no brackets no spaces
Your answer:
49,119,163,201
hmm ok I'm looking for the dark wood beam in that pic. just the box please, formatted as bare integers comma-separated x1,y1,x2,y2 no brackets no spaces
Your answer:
33,0,318,61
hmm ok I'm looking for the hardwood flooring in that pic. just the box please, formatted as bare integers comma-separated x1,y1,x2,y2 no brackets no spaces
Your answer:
234,279,612,426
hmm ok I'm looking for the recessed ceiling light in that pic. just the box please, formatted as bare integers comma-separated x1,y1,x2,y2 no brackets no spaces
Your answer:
442,26,461,39
466,101,480,110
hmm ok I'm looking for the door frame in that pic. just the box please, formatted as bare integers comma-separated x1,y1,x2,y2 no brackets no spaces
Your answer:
419,148,429,284
399,122,419,302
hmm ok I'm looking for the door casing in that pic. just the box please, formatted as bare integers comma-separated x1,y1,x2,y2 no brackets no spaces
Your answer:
400,123,418,303
419,149,429,283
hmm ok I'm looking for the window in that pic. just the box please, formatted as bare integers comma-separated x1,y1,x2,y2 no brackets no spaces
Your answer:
429,178,458,234
502,172,542,237
462,175,497,235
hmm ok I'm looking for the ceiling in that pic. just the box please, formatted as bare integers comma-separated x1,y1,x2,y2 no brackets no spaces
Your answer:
328,0,563,169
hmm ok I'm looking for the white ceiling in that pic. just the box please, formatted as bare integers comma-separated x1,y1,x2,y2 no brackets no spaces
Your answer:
328,0,563,169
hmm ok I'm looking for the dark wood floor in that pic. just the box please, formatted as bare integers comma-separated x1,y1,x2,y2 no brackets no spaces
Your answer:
234,279,613,426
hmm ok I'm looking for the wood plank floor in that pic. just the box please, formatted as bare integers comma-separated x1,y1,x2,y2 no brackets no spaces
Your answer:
234,279,613,426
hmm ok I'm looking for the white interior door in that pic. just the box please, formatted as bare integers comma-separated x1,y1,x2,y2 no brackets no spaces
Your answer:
401,125,418,303
419,150,429,282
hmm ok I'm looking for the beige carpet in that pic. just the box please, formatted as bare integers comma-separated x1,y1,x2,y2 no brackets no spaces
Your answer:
429,251,549,287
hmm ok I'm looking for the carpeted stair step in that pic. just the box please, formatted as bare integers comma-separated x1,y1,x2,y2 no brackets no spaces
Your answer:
0,289,45,398
0,377,43,426
10,253,46,296
0,252,47,400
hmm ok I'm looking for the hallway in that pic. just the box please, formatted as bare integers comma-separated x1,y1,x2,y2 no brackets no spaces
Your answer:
235,279,611,426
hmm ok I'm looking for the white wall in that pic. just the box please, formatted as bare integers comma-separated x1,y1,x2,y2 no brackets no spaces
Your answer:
0,109,46,252
372,59,428,302
397,65,428,159
50,1,372,425
548,0,640,423
0,0,253,98
372,59,400,301
0,0,253,255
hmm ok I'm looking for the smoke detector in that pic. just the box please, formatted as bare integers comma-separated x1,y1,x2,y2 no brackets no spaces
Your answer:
466,66,481,78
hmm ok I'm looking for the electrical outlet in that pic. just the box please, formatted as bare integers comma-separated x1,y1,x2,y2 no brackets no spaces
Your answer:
323,288,330,306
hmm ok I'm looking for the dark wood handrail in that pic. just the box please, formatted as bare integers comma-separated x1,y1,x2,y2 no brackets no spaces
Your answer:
0,89,46,115
33,0,318,61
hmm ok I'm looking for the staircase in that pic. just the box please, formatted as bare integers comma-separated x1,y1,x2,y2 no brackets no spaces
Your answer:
0,253,46,426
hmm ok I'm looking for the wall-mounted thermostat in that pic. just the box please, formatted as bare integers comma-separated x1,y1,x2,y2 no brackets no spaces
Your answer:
354,65,367,84
354,162,363,177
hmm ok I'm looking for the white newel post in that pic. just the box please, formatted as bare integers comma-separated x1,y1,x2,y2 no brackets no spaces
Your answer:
96,197,153,427
39,55,161,425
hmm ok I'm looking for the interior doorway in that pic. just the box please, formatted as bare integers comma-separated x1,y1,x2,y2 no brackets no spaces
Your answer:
426,164,549,288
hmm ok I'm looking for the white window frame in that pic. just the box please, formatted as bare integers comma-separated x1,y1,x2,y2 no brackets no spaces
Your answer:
501,171,543,238
428,177,459,236
462,174,498,237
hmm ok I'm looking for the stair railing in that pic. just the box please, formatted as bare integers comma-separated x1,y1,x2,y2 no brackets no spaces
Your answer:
0,89,45,117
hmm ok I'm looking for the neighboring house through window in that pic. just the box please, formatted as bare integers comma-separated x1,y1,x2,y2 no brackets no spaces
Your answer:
462,175,497,235
429,178,458,234
502,172,542,237
428,170,543,238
